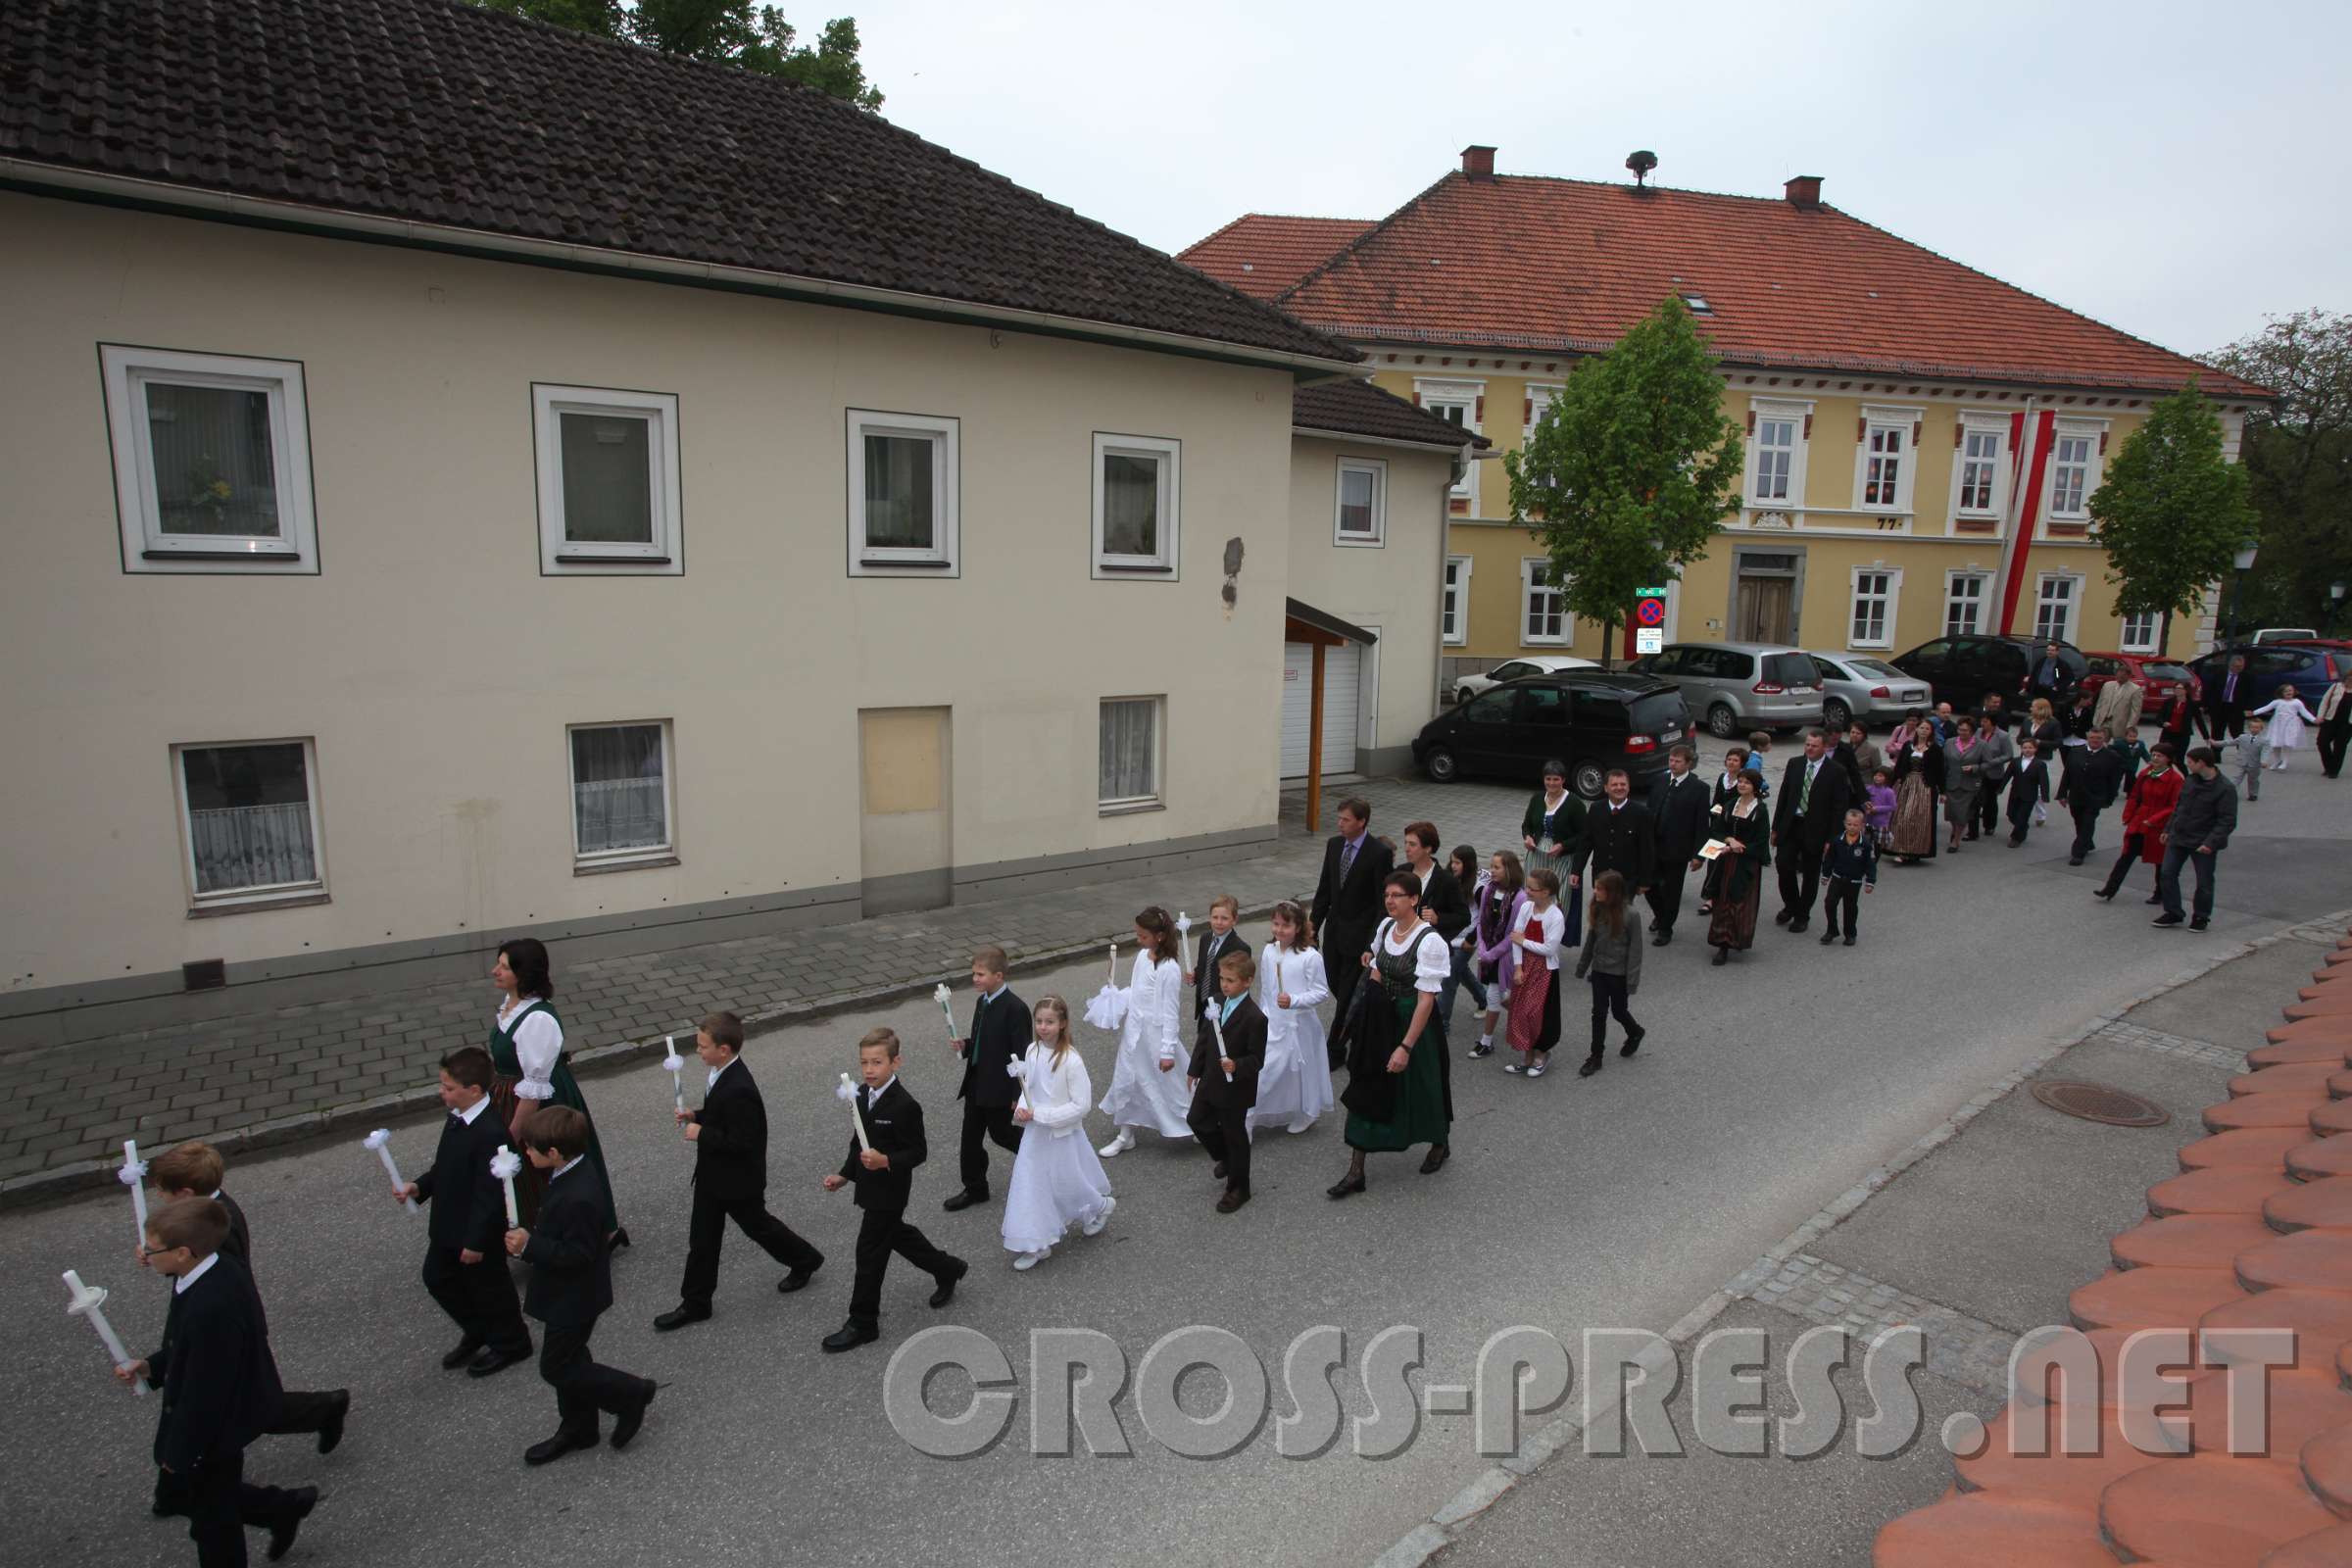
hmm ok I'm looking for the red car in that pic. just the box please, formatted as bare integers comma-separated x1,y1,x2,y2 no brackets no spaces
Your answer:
2081,653,2195,719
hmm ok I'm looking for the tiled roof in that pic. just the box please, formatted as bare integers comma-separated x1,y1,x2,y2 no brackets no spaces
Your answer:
1293,378,1490,450
0,0,1354,368
1270,172,2267,399
1180,214,1377,300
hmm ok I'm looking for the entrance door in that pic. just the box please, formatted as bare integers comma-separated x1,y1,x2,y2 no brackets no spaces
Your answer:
858,707,952,914
1735,574,1794,643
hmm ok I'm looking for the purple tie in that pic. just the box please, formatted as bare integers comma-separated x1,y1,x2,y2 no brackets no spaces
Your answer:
1341,838,1358,880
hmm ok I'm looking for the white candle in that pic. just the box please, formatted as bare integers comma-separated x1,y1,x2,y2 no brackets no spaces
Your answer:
63,1270,146,1397
662,1037,685,1112
840,1073,871,1151
1106,941,1117,982
365,1130,420,1212
1211,1009,1233,1083
933,982,959,1044
118,1140,149,1248
490,1146,522,1226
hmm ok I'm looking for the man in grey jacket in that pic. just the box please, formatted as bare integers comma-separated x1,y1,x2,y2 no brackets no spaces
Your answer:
1971,713,2018,841
2153,746,2237,933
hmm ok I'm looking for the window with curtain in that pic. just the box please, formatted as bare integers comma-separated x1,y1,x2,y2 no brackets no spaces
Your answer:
103,346,319,573
1099,698,1161,808
1958,427,2001,513
145,381,281,538
1336,459,1384,543
570,722,671,860
178,742,320,900
862,432,936,551
558,412,656,544
533,385,680,573
1861,424,1905,508
1102,454,1160,557
2049,435,2092,515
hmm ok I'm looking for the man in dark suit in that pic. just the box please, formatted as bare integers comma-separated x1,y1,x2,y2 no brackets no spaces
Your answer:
1771,727,1855,932
1309,797,1394,1036
655,1011,825,1331
2056,725,2129,865
2023,642,2076,707
399,1046,532,1376
1187,950,1267,1214
506,1105,656,1465
126,1197,318,1568
1645,744,1711,945
945,946,1028,1212
821,1028,966,1352
2204,653,2252,740
1576,769,1655,908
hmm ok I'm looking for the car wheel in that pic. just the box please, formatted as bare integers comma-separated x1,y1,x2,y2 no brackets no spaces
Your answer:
1423,747,1460,784
1572,760,1606,800
1706,703,1740,739
1823,699,1851,731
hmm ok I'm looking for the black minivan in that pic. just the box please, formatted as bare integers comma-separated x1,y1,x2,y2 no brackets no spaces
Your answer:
1890,634,2087,711
1412,673,1690,799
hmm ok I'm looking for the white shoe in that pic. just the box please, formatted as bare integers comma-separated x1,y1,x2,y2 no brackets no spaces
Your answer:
1082,1199,1114,1237
1013,1247,1051,1270
1287,1121,1313,1134
1098,1130,1135,1157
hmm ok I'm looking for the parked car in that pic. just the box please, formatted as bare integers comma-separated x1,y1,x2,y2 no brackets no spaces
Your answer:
2080,652,2194,720
1804,653,1932,731
2250,627,2320,645
1413,673,1690,799
2185,643,2343,715
1624,641,1823,739
1451,654,1600,705
1889,634,2087,712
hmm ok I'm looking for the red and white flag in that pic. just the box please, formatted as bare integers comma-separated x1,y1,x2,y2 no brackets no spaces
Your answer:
1992,407,2056,636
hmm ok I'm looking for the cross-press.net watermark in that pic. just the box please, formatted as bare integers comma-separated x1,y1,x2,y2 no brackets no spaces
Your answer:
882,1322,2306,1461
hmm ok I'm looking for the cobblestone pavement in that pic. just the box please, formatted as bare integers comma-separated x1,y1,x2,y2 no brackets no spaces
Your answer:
0,771,1540,1199
1726,1252,2021,1396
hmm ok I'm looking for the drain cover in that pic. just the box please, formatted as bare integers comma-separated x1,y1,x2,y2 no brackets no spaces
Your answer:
2031,1080,2171,1127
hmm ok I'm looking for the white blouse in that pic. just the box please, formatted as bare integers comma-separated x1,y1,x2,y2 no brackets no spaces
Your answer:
1014,1043,1094,1139
498,997,564,1100
1375,917,1452,994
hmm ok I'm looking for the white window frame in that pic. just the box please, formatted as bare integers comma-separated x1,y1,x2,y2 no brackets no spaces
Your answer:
1333,456,1388,547
847,409,959,576
532,383,684,575
1524,382,1563,442
2046,418,2107,521
2034,572,2083,646
1951,416,2008,521
1521,557,1570,646
1098,696,1165,813
1442,555,1472,646
1747,398,1812,510
566,719,677,870
2120,611,2161,655
1847,565,1901,651
172,737,327,911
1416,378,1484,513
101,345,319,575
1091,432,1181,577
1852,405,1923,514
1943,570,1989,637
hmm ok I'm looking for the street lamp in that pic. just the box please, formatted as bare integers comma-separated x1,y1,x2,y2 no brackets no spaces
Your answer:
2330,579,2347,633
2227,543,2259,641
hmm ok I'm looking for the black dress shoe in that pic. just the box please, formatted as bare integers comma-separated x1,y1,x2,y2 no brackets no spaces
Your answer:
524,1426,601,1466
1788,919,1809,933
1215,1189,1250,1214
1650,930,1671,946
1211,1161,1227,1181
2093,888,2116,901
468,1344,530,1379
776,1263,821,1294
1326,1173,1366,1200
2189,919,2210,932
609,1227,631,1251
2152,912,2185,927
823,1321,881,1353
267,1487,318,1562
2144,895,2164,905
1773,909,1792,925
2068,857,2085,866
441,1336,486,1370
318,1390,351,1455
1843,934,1856,947
653,1304,711,1332
1712,948,1730,966
1578,1056,1602,1078
611,1381,658,1450
1819,929,1836,945
929,1260,968,1307
942,1188,988,1212
1620,1030,1644,1058
1419,1144,1450,1175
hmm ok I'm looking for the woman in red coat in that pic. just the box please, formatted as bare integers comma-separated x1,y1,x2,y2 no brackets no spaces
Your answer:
2094,741,2183,903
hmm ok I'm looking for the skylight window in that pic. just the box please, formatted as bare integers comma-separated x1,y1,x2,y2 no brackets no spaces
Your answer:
1681,292,1712,314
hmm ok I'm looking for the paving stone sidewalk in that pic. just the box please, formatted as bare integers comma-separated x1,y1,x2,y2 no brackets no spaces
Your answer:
0,774,1535,1201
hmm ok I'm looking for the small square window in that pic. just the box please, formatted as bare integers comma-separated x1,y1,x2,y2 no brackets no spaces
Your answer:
1093,433,1180,576
848,410,959,575
569,721,675,867
2121,612,2160,655
1334,457,1387,546
1099,697,1163,810
102,346,319,574
174,740,325,908
533,384,683,574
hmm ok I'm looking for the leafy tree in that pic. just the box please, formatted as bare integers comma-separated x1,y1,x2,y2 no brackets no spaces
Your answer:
469,0,884,110
2085,383,2255,656
1503,296,1743,668
2206,311,2352,633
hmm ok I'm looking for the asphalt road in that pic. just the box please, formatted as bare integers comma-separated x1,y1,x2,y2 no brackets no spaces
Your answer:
9,760,2348,1568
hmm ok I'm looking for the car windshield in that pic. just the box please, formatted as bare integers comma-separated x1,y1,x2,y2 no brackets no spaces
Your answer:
1764,653,1816,687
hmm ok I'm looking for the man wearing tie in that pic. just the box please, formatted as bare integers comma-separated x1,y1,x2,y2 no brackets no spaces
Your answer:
2023,642,2076,707
944,946,1028,1213
2057,726,2129,865
1772,728,1854,934
2204,653,2252,740
1309,798,1395,1035
1644,744,1711,946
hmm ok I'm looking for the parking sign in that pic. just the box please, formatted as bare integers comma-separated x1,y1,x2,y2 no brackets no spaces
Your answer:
1637,628,1664,654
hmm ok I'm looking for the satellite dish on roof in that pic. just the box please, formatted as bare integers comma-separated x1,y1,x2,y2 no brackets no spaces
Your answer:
1626,150,1658,187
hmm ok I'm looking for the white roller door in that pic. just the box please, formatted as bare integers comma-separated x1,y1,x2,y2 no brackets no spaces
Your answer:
1281,641,1359,778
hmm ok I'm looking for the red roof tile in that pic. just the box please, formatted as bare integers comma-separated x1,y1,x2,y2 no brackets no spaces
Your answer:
1261,172,2269,399
1181,215,1377,301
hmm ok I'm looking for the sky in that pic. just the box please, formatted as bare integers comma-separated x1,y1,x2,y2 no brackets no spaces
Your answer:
838,0,2349,361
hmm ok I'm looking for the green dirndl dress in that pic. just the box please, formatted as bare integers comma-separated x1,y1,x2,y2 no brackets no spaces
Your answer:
1343,924,1453,1153
490,1000,618,1232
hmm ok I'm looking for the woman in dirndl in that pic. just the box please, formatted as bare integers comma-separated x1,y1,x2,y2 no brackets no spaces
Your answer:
1700,770,1773,965
1519,760,1586,950
1888,729,1946,863
1328,872,1453,1199
489,937,623,1244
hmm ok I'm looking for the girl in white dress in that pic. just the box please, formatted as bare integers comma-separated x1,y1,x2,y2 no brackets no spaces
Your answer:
1250,901,1335,1135
1097,906,1193,1155
1003,996,1114,1269
2250,684,2319,768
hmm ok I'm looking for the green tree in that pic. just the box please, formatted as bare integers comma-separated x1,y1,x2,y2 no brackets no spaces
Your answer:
469,1,884,110
1503,296,1743,668
2085,383,2255,656
2206,311,2352,633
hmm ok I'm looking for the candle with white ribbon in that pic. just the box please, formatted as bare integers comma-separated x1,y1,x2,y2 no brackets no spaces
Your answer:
365,1129,420,1212
490,1145,522,1226
1210,1004,1233,1083
838,1073,871,1151
933,982,959,1046
661,1036,685,1112
63,1270,146,1396
1084,941,1127,1032
118,1139,149,1247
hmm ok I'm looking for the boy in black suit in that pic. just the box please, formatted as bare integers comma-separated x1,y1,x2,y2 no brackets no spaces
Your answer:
503,1105,656,1465
1187,950,1267,1214
2006,737,2051,847
655,1011,825,1330
393,1046,532,1377
820,1027,966,1352
122,1198,318,1568
1186,895,1245,1031
945,946,1028,1212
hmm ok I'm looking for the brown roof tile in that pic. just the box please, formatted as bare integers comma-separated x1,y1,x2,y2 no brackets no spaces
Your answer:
1292,378,1490,450
1180,214,1377,300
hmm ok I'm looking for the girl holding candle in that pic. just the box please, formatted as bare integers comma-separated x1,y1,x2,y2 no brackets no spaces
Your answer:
1096,907,1193,1156
1002,996,1115,1269
1250,900,1334,1134
488,939,623,1247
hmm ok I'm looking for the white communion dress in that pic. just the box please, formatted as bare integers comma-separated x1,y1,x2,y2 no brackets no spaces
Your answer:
1096,953,1195,1137
1250,941,1335,1134
1002,1043,1115,1254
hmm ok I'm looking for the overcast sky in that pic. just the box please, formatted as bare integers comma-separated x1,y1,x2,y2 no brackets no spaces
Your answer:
845,0,2346,360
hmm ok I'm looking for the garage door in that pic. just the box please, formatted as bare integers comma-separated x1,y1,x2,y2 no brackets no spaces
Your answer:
1281,642,1358,778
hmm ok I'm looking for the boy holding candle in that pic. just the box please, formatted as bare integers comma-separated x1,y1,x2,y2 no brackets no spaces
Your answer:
820,1027,966,1352
392,1046,532,1377
945,945,1029,1213
502,1105,657,1465
1186,895,1244,1028
1187,950,1266,1214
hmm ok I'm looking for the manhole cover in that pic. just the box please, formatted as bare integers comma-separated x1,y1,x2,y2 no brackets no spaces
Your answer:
2031,1080,2171,1127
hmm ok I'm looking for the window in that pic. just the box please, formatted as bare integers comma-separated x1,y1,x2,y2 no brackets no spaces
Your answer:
101,346,319,574
1334,457,1387,546
1521,559,1569,645
1516,684,1571,734
1460,689,1513,726
1956,423,2003,515
1524,383,1563,440
1442,556,1472,645
1099,697,1163,810
1417,380,1484,511
1092,433,1180,576
568,722,674,868
1944,572,1987,637
1860,424,1905,509
2121,612,2160,654
2034,574,2081,645
1746,399,1810,508
2048,435,2091,516
532,384,683,574
1848,568,1898,649
848,410,958,575
1492,661,1535,681
173,740,325,909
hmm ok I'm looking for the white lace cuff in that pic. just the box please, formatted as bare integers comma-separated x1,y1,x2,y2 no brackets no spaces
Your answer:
515,1079,554,1100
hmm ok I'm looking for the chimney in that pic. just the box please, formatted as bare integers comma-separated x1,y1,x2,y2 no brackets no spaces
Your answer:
1785,174,1823,209
1460,144,1496,180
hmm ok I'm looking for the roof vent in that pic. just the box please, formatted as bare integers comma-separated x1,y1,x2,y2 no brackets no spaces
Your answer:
1785,174,1823,209
1626,150,1658,187
1460,144,1496,180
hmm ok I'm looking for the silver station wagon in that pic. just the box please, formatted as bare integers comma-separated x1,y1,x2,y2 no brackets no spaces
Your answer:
1626,640,1824,738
